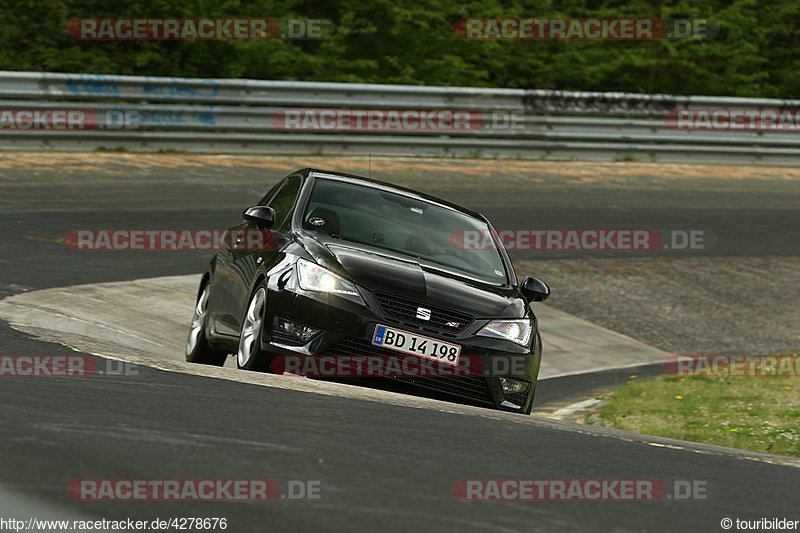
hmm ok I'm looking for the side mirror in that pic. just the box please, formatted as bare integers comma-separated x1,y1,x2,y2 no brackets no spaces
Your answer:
520,276,550,302
243,206,276,229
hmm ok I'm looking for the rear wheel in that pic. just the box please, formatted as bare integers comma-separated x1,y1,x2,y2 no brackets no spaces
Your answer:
186,284,228,366
237,284,272,371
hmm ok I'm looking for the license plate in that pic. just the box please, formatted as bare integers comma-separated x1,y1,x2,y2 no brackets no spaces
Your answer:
371,324,461,366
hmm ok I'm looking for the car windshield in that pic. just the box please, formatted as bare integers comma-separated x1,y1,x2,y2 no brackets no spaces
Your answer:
301,178,508,284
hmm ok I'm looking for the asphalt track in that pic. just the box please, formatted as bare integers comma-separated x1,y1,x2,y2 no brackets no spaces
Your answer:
1,154,799,532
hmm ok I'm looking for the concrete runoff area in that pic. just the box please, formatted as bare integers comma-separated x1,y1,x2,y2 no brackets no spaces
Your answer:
0,273,670,381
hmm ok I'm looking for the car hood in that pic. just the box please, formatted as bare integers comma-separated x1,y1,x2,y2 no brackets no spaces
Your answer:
300,233,526,318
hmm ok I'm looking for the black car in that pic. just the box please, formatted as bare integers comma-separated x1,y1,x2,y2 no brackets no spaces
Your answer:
186,168,550,414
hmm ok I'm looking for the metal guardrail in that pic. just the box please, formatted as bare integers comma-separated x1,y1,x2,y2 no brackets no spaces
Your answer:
0,71,798,164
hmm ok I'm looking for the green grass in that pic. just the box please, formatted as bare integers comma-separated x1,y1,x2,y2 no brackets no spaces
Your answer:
590,373,800,457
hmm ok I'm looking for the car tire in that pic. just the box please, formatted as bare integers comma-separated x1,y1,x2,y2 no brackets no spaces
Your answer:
237,283,272,371
186,283,228,366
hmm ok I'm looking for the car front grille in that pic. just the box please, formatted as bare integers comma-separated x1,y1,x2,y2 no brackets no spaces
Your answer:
323,337,494,407
324,337,390,357
373,292,473,338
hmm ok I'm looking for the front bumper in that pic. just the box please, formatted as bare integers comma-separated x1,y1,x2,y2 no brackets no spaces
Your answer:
260,279,542,413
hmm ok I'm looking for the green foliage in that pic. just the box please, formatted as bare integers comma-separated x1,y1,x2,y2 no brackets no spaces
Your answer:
0,0,797,96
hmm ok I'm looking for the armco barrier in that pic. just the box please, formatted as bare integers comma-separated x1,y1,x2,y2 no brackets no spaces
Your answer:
0,71,798,164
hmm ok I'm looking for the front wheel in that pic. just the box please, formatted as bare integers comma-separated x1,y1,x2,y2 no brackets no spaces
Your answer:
186,284,228,366
237,284,272,371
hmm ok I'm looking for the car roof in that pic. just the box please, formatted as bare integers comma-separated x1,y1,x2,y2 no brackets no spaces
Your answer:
298,168,485,221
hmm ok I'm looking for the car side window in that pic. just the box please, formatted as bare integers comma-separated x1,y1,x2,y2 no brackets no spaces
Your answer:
269,175,302,231
257,179,285,206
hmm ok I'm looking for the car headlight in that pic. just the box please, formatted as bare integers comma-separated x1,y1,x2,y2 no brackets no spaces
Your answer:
477,319,532,346
297,258,362,301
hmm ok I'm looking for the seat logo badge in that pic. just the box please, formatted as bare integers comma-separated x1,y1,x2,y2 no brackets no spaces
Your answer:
446,321,460,328
416,307,431,321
